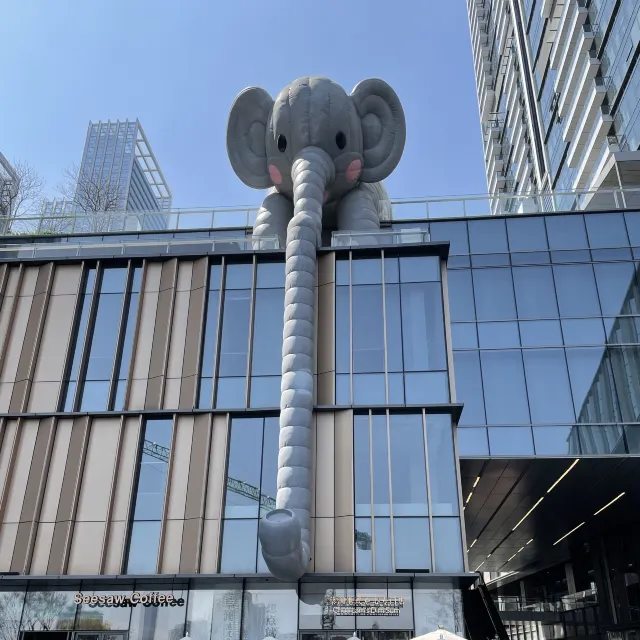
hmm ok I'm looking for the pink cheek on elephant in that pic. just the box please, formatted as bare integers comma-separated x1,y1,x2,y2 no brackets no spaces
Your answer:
323,191,329,203
268,164,283,185
346,159,362,182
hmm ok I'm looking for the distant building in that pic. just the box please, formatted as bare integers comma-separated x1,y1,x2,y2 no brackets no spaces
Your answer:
0,152,19,220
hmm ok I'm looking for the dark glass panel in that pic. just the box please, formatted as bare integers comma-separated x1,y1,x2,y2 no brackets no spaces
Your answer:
520,320,563,347
468,218,508,254
353,373,386,404
336,258,350,285
208,263,222,290
429,221,469,254
533,426,581,455
249,376,280,408
427,414,459,515
585,213,629,248
84,292,124,380
625,212,640,246
220,519,258,573
352,257,382,285
507,216,549,251
218,289,251,377
624,425,640,453
335,285,350,374
447,270,476,322
113,291,140,387
451,323,478,349
394,518,431,571
405,372,449,404
401,282,447,371
256,261,285,288
471,254,510,267
457,427,489,456
594,262,639,316
473,269,516,321
371,414,390,516
355,517,373,571
592,248,633,261
554,265,601,317
251,288,285,376
389,413,428,516
546,215,588,250
561,318,606,346
215,377,246,409
75,589,132,630
488,427,535,455
374,517,393,572
523,349,575,424
385,283,404,372
432,517,464,572
384,256,400,283
480,350,530,425
609,346,640,423
448,255,471,268
511,251,551,265
400,256,440,282
478,322,520,348
551,250,591,263
354,414,371,516
352,285,385,373
225,418,263,518
225,262,253,289
453,351,486,425
512,266,559,319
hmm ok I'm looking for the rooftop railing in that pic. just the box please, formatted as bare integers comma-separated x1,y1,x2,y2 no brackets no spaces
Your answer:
2,187,640,239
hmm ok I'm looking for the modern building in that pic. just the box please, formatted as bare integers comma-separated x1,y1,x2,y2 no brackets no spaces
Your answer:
467,0,640,213
42,119,172,232
0,201,639,640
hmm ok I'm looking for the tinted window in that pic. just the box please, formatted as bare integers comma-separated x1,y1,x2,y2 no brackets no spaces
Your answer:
585,213,629,248
220,520,258,573
352,285,385,372
447,270,476,322
336,258,350,285
468,218,508,254
507,216,549,251
251,289,284,376
256,261,285,288
399,256,440,282
519,320,563,347
225,262,253,289
513,266,559,319
218,289,251,376
432,518,464,572
554,265,601,316
354,414,371,516
473,269,516,321
405,372,449,404
385,284,404,371
453,351,486,425
451,323,478,348
427,414,459,516
394,518,431,570
546,215,588,250
533,426,580,455
478,322,520,348
429,221,469,254
594,262,638,316
624,212,640,246
372,414,390,516
481,350,530,424
561,318,605,345
353,373,386,404
335,286,350,374
488,427,535,455
457,427,489,456
352,258,382,285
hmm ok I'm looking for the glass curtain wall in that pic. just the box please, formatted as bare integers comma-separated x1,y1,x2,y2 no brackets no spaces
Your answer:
335,253,449,406
353,410,464,574
60,263,142,412
423,212,640,458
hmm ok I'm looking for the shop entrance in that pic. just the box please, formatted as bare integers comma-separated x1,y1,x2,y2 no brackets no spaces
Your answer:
301,632,412,640
21,634,127,640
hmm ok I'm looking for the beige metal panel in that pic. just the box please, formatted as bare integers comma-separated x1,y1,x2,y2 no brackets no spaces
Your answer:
179,518,202,574
2,419,39,524
334,410,354,518
0,384,12,413
33,263,53,296
31,521,55,574
159,258,177,291
144,262,162,292
314,517,335,572
317,283,335,376
147,288,173,379
76,418,120,522
318,252,335,286
181,284,206,380
0,294,33,382
67,521,105,574
310,414,317,518
0,523,18,571
334,515,355,572
144,376,163,409
184,414,212,520
177,261,193,292
191,257,208,290
317,372,335,406
103,520,126,575
179,375,198,410
130,291,159,380
4,267,20,298
110,417,141,521
163,378,181,410
204,414,229,520
0,421,18,496
51,264,82,296
8,380,27,413
0,295,15,361
315,413,335,518
200,519,220,573
40,419,73,523
127,379,148,410
166,415,194,520
19,266,39,297
167,290,190,378
33,294,77,382
159,519,184,573
27,382,61,412
47,521,72,574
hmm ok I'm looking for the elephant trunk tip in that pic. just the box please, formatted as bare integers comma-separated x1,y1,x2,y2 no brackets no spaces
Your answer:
259,509,310,581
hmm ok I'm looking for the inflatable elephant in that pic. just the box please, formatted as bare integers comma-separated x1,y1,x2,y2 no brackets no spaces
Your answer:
226,76,406,581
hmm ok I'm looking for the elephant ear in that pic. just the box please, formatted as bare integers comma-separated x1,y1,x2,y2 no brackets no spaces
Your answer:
350,79,406,183
227,86,274,189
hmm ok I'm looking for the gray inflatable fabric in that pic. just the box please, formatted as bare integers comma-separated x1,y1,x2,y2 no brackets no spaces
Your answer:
226,77,406,581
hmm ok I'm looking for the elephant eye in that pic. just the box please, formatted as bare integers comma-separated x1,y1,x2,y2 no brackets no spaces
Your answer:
277,134,287,152
335,131,347,150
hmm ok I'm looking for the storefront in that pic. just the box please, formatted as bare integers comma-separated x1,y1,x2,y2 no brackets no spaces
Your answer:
3,575,471,640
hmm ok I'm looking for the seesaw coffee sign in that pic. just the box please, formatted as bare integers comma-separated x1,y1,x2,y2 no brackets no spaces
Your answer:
74,592,186,608
325,595,405,616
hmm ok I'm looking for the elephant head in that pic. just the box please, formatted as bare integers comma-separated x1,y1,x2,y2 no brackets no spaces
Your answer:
226,76,405,581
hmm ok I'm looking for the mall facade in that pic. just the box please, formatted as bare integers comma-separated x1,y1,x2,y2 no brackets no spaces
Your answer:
0,206,639,640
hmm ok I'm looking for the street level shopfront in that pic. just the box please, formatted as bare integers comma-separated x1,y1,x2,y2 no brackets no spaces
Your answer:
1,575,470,640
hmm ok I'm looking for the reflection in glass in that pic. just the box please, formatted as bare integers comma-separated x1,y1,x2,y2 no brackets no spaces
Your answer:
220,519,258,573
385,284,405,372
76,590,133,630
0,590,25,636
453,351,486,425
352,285,385,372
473,269,516,321
561,318,605,346
457,427,489,456
451,323,478,349
507,216,549,252
216,377,247,409
394,518,431,571
354,414,371,517
187,588,242,640
249,376,280,408
356,584,414,630
374,517,393,572
260,417,279,518
585,212,629,248
399,256,440,282
372,414,390,516
512,266,559,319
128,586,187,639
198,288,221,408
429,221,469,254
488,427,535,455
336,373,350,405
413,588,464,637
433,518,464,572
427,415,459,516
468,218,508,254
218,289,251,377
242,584,298,640
546,215,588,250
352,258,382,285
405,372,449,404
533,426,580,455
336,258,350,285
299,582,356,630
384,256,400,283
126,521,162,575
389,413,428,516
80,381,111,411
388,373,405,404
225,262,253,289
256,261,285,288
20,589,77,631
447,270,476,322
553,265,601,317
481,350,530,425
355,517,373,571
353,373,386,404
208,263,222,290
335,286,350,374
579,425,626,455
594,262,639,316
251,288,284,376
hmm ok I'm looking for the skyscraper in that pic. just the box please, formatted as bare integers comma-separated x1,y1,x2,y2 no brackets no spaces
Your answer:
43,119,172,231
468,0,640,213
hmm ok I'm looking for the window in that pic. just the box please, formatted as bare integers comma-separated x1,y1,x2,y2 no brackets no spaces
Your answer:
198,265,222,408
472,269,516,321
126,418,173,574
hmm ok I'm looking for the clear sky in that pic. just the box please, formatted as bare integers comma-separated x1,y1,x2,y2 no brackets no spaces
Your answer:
0,0,487,209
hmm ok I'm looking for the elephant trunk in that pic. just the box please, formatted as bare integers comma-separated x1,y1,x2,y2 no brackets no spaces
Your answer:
258,147,335,581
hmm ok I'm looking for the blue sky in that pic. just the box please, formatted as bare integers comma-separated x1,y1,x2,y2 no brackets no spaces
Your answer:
0,0,487,209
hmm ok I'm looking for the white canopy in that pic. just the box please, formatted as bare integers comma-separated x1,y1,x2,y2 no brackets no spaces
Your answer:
411,627,467,640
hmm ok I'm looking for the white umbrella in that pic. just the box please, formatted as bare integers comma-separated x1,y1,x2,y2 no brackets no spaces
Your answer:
411,625,467,640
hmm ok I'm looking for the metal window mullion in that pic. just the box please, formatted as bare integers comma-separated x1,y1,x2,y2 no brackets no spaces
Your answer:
255,416,267,571
451,411,471,572
211,258,228,408
155,414,178,574
369,410,375,572
195,260,213,407
245,257,258,408
440,259,457,402
386,409,396,571
422,409,436,572
349,252,354,404
107,261,134,409
73,262,103,411
158,260,180,408
381,250,389,403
